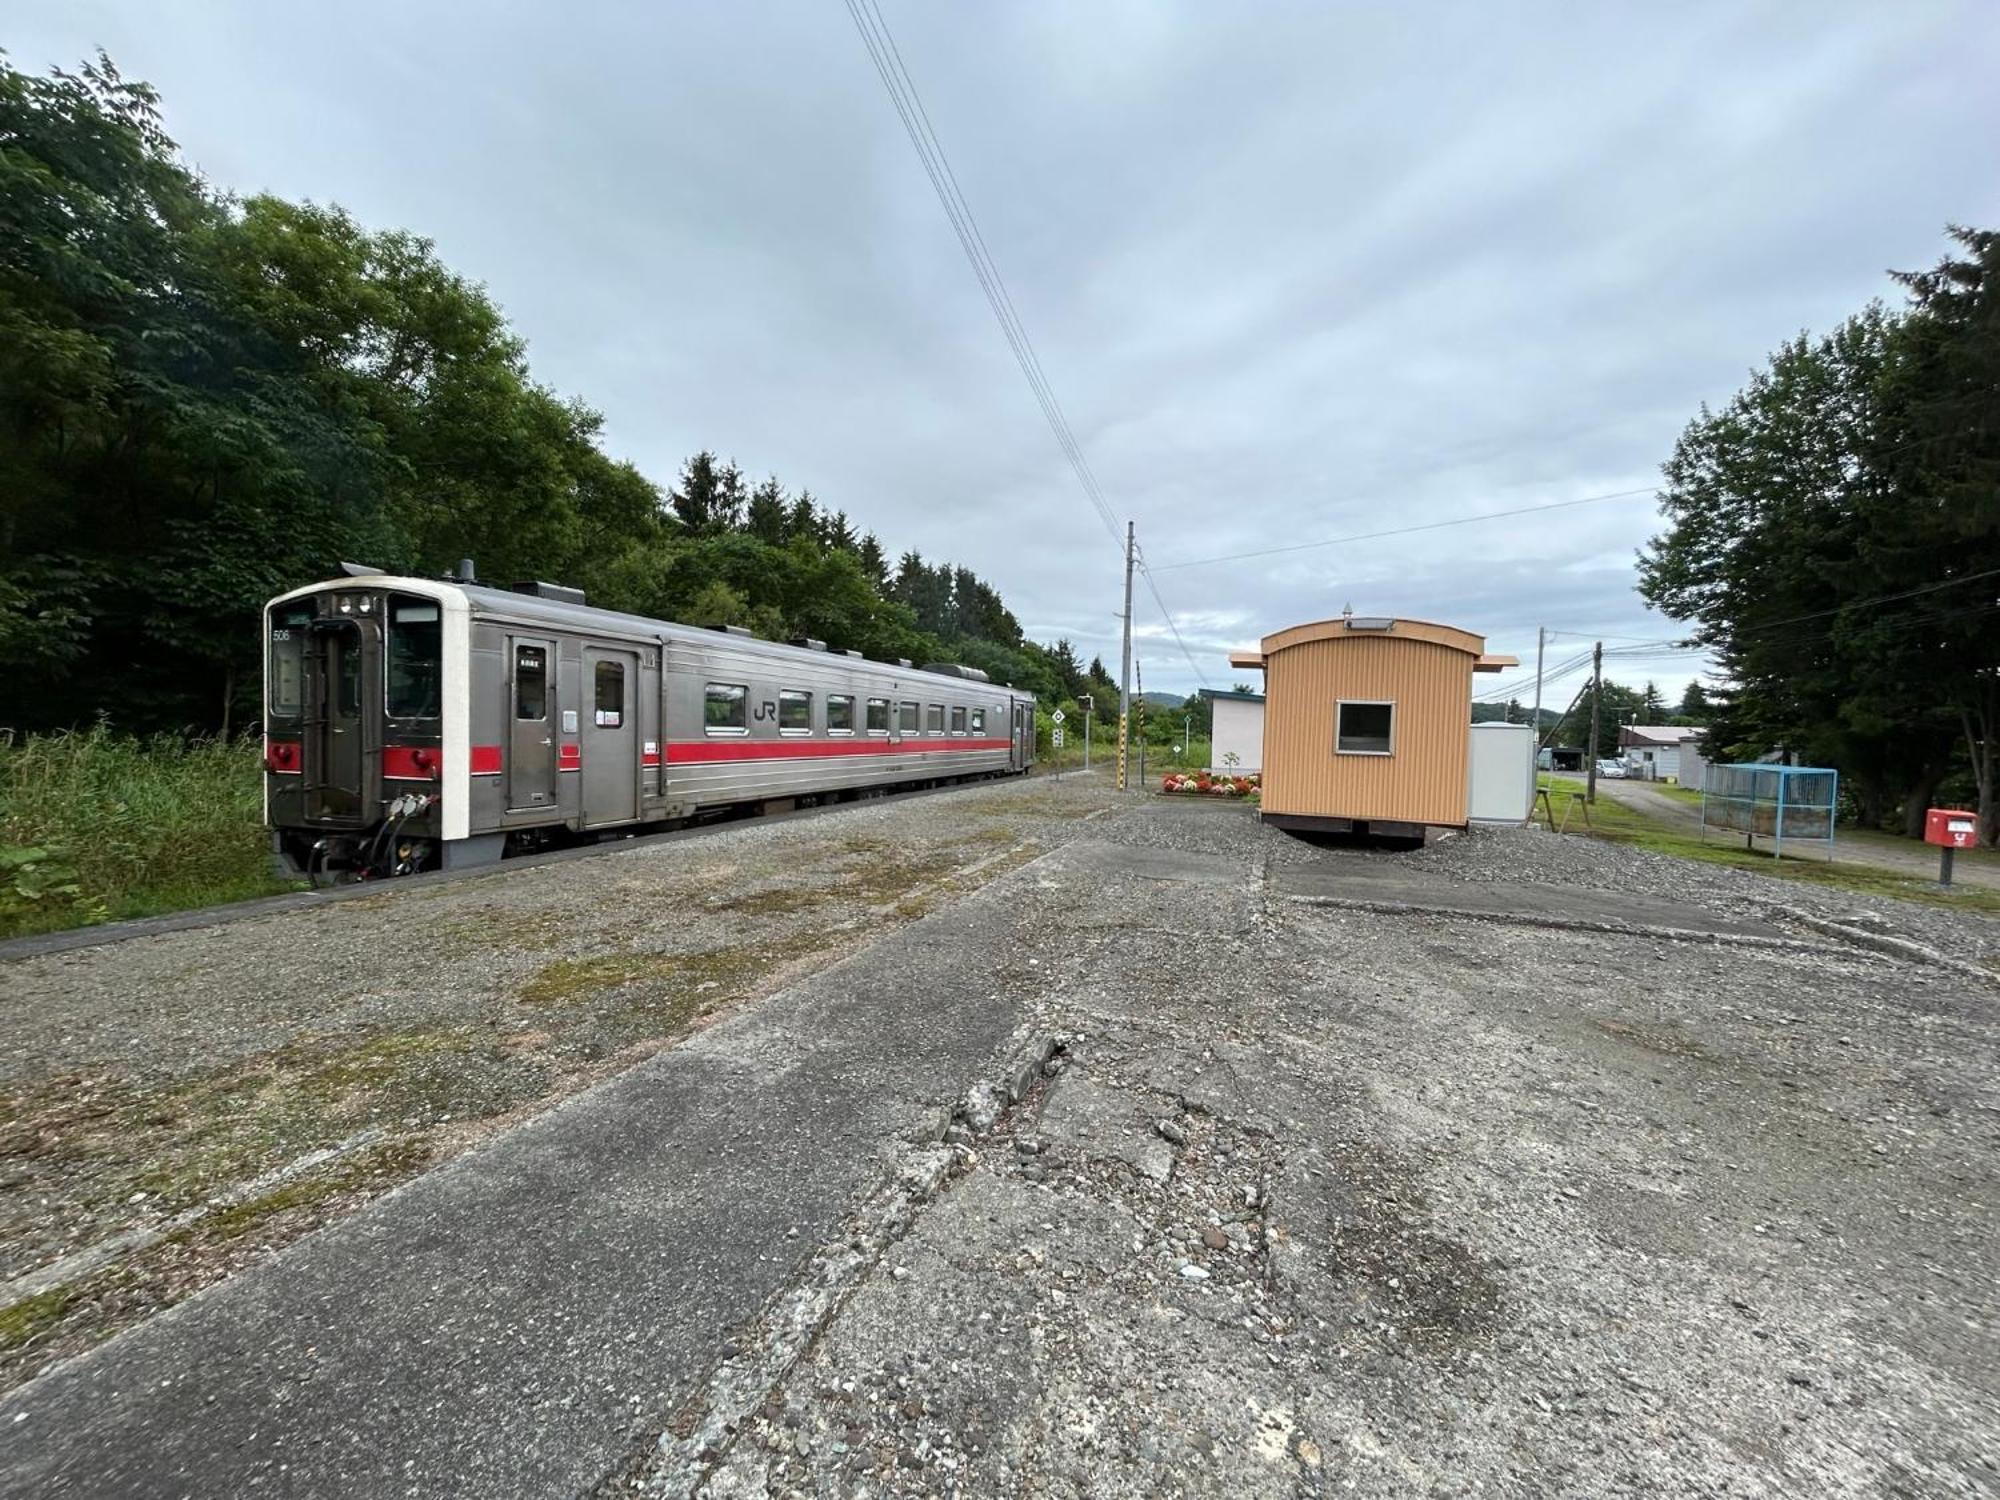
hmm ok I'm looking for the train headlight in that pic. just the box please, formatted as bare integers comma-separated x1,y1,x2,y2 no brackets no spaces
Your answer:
338,597,355,615
356,596,374,615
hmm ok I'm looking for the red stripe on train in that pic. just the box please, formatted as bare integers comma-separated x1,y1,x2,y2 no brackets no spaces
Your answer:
666,737,1013,763
470,745,504,775
558,744,582,772
383,745,443,781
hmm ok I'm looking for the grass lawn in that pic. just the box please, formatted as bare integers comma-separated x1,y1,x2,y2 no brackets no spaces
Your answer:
1535,775,2000,915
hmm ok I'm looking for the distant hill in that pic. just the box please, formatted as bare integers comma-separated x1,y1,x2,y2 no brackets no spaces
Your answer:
1471,702,1559,729
1140,691,1188,709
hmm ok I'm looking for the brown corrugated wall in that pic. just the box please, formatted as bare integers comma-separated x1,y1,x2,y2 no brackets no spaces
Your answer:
1262,636,1474,825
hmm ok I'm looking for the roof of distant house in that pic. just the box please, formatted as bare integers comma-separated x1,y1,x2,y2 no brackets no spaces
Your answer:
1200,687,1265,704
1619,724,1705,747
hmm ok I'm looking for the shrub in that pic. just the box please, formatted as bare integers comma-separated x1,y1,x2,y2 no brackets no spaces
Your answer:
0,727,290,938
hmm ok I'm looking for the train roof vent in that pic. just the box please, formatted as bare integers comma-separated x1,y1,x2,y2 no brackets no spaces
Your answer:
510,580,587,606
790,637,827,652
844,649,863,658
720,624,755,638
897,658,914,669
921,662,991,682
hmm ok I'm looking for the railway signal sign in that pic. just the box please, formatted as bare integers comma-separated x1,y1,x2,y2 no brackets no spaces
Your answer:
1051,710,1065,725
1052,727,1065,749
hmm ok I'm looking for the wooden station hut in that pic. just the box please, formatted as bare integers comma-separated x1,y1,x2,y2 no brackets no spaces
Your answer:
1230,614,1517,840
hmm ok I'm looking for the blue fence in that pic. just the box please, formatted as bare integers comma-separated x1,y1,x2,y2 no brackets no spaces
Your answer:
1700,764,1838,859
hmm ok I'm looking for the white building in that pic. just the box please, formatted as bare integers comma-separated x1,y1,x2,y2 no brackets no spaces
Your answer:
1202,688,1264,775
1618,724,1704,782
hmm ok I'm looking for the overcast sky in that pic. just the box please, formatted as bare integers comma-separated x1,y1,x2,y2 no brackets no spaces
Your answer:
15,2,1999,706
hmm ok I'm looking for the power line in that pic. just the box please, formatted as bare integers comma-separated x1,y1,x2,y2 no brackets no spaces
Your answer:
842,0,1122,551
1147,486,1660,573
1134,550,1212,687
1559,566,2000,650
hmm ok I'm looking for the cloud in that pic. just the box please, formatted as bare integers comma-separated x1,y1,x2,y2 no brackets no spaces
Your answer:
12,0,1996,704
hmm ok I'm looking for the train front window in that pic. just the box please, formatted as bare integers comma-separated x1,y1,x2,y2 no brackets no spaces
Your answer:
386,598,442,718
267,604,313,717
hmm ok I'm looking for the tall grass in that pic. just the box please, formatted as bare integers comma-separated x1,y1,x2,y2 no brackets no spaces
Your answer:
0,728,295,939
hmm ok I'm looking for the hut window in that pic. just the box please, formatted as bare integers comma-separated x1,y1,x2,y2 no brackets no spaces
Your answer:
1335,700,1395,756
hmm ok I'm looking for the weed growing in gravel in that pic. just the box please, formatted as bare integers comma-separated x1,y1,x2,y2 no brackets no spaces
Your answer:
0,1286,73,1352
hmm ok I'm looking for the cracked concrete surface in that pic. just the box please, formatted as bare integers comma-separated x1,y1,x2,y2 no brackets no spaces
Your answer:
684,799,2000,1498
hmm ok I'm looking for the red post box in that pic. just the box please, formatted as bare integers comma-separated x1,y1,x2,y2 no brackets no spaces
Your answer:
1925,808,1979,848
1925,807,1979,888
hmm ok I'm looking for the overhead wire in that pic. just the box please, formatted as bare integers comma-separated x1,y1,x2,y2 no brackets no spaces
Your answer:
1134,545,1212,687
1146,486,1661,573
845,0,1221,687
842,0,1122,551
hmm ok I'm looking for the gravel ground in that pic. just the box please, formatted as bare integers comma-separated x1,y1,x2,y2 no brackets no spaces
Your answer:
0,772,1119,1390
690,798,1999,1497
1411,821,2000,963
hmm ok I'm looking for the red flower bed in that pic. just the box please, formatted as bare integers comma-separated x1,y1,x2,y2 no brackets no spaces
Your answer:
1161,772,1259,798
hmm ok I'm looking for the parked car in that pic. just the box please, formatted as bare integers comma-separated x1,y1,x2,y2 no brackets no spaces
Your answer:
1594,758,1628,780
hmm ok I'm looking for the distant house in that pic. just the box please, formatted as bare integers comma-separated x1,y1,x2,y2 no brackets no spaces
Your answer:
1200,687,1264,775
1619,724,1704,782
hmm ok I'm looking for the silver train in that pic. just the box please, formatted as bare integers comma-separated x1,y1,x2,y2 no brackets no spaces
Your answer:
262,569,1037,879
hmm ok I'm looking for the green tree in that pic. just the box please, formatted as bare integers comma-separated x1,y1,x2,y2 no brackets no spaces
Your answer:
669,452,744,534
745,477,788,544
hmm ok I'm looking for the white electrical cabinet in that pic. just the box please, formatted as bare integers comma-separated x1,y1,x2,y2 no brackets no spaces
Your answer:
1466,722,1535,825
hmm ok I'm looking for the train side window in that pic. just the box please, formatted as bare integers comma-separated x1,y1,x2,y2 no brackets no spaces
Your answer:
594,660,625,727
925,704,944,735
386,598,442,718
950,706,967,735
898,701,920,734
867,698,890,735
827,694,856,734
779,689,812,734
705,682,748,733
970,707,985,734
515,645,548,720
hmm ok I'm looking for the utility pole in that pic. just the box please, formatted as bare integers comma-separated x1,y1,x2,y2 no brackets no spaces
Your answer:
1586,640,1603,804
1530,624,1546,800
1118,521,1134,791
1080,694,1092,773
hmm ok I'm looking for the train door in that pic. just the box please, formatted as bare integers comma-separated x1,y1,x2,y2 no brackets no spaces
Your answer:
1011,701,1030,770
304,617,375,823
582,646,640,827
508,637,558,810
